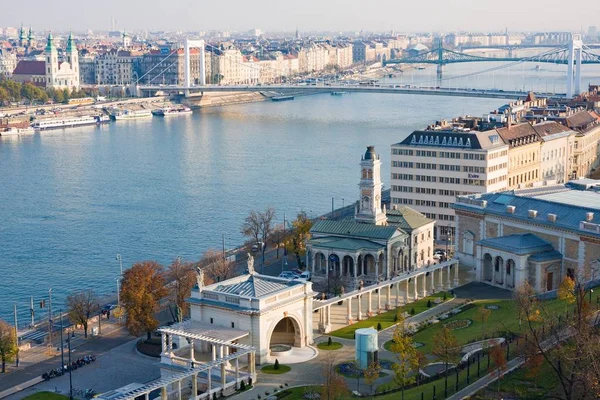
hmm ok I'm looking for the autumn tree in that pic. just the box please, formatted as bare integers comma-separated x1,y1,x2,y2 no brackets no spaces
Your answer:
390,313,419,399
489,344,507,395
197,249,236,284
0,319,17,373
285,211,312,268
120,261,168,340
478,306,492,339
364,361,381,395
432,326,460,397
66,290,100,338
320,351,350,400
165,258,196,322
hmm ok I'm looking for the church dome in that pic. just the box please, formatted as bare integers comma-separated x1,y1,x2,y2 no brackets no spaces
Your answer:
363,145,378,160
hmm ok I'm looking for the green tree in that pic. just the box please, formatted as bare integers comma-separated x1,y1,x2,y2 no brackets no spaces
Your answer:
62,88,70,103
432,326,460,397
390,314,419,399
121,261,168,340
20,82,37,103
0,319,17,373
66,290,100,338
364,361,380,395
0,87,9,104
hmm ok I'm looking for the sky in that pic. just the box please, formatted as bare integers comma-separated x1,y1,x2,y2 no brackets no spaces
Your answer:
2,0,596,34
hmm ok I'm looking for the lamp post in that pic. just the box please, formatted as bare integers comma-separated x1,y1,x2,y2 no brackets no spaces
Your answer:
48,288,53,350
116,278,120,307
590,288,594,304
67,333,73,400
116,254,123,276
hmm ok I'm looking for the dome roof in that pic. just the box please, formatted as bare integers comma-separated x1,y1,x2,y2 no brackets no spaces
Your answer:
363,145,378,160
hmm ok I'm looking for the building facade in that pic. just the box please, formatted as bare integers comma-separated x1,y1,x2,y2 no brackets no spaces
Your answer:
45,33,80,90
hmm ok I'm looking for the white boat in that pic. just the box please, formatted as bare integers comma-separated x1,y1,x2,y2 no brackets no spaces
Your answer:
152,106,193,117
112,109,152,120
32,115,109,131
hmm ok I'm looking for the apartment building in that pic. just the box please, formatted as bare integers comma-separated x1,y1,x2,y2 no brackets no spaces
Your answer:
535,122,576,183
562,111,600,178
0,49,17,77
496,123,542,189
95,49,135,85
390,129,509,240
137,48,208,85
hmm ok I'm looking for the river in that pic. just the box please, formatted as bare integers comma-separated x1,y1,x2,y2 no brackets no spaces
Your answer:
0,59,596,323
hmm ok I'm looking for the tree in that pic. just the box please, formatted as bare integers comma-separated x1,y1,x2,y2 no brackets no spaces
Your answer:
274,359,280,370
320,351,350,400
489,344,507,395
0,87,9,104
121,261,168,340
558,277,576,305
62,88,70,103
0,320,16,373
66,290,99,338
478,306,492,338
390,313,419,399
432,326,460,397
165,258,196,322
269,226,287,259
285,211,312,267
415,351,428,386
241,210,262,245
364,361,380,395
197,249,235,284
20,82,37,103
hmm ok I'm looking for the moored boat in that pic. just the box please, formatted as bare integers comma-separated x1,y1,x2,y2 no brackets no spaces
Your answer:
112,109,152,120
151,106,193,116
32,115,108,131
271,95,295,102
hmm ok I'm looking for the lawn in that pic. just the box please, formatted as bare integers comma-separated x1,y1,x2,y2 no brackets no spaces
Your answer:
262,364,291,374
330,291,451,340
22,392,69,400
275,386,322,399
491,359,558,400
317,341,343,350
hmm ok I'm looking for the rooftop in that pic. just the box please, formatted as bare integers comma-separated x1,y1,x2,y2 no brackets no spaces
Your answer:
396,130,506,150
386,206,433,230
311,219,403,241
478,233,554,255
208,274,302,298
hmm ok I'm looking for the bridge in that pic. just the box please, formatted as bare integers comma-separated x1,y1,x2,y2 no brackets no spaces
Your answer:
135,36,595,101
137,83,563,101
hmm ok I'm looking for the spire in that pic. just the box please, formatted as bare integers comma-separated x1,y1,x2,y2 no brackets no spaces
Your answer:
28,26,33,40
19,24,26,39
45,32,56,52
66,32,75,52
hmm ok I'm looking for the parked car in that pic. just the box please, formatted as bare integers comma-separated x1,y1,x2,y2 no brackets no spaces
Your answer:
278,271,299,280
294,271,312,281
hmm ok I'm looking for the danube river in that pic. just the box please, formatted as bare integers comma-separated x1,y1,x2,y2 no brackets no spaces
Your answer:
1,59,599,322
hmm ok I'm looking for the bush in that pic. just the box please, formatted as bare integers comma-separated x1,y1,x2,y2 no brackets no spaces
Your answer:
274,359,280,370
240,380,246,391
377,322,382,331
410,307,416,315
257,395,261,400
443,293,447,301
427,299,432,308
265,391,270,396
328,336,332,346
249,377,253,387
285,383,288,387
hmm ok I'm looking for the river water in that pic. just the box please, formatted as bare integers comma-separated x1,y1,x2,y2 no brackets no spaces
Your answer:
0,59,598,323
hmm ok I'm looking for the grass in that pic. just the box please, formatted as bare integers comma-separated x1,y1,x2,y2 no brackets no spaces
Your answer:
275,386,322,399
330,291,450,340
491,359,557,400
22,392,69,400
317,341,343,350
261,364,291,374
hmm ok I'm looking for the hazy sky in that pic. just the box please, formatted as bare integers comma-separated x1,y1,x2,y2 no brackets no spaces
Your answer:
3,0,595,33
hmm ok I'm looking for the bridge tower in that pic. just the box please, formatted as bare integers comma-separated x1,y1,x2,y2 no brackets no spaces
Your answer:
436,37,444,85
184,38,206,97
566,35,583,98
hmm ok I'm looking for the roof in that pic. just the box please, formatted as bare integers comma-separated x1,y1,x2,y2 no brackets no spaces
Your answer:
166,320,248,342
397,130,506,150
532,121,573,137
478,233,554,255
363,145,378,160
211,274,301,298
495,122,541,146
386,206,433,230
564,111,597,131
311,219,402,240
13,60,45,75
533,191,600,209
309,236,384,251
528,250,563,262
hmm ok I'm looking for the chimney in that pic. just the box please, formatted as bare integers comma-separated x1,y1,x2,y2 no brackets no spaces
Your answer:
528,210,538,218
586,212,594,222
506,205,516,214
547,213,557,223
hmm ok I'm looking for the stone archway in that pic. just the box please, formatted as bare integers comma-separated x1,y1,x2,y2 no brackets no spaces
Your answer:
483,253,493,282
269,316,303,348
342,256,354,276
494,256,504,285
364,254,376,276
315,252,326,274
506,259,516,288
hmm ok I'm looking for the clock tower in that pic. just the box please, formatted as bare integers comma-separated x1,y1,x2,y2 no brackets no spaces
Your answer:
355,146,387,225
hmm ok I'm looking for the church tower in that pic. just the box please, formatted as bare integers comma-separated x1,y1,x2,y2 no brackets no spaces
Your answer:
65,32,80,88
45,33,58,88
122,30,131,48
19,25,27,47
27,27,35,48
355,146,387,225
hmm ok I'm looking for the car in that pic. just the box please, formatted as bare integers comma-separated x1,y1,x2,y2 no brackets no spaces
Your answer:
433,249,447,256
294,271,312,281
278,271,299,280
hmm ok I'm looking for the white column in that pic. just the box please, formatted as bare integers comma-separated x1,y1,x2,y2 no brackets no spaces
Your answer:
377,287,382,312
503,261,508,288
375,259,379,280
161,333,167,354
177,379,182,400
192,373,198,399
422,273,427,297
395,283,400,307
492,262,496,285
325,305,331,332
190,339,195,365
161,387,167,400
413,276,419,300
404,280,409,304
454,262,459,286
357,295,362,320
347,297,352,323
219,345,224,360
446,266,452,289
311,253,316,275
386,285,391,310
221,362,226,388
235,358,240,388
368,291,372,315
167,335,173,354
430,272,435,293
211,345,216,361
438,267,444,290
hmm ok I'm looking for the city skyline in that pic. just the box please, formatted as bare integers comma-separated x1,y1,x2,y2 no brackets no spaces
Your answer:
1,0,597,34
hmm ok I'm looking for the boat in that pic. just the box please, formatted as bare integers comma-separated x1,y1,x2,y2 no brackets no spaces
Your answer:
111,109,152,120
271,95,295,102
535,65,541,71
0,125,34,137
151,106,193,116
331,92,346,96
416,66,426,70
31,115,109,131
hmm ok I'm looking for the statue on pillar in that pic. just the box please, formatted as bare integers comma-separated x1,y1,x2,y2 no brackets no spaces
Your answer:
195,265,205,290
247,253,255,274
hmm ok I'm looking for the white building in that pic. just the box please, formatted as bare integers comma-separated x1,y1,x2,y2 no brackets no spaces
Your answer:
390,129,509,240
0,49,17,77
45,32,80,90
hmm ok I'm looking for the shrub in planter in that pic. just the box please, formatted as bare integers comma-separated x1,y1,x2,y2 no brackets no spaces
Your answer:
274,359,280,370
265,391,270,396
427,299,432,308
394,313,398,322
249,377,253,386
328,336,332,346
443,293,447,301
240,381,246,391
377,322,382,331
257,395,261,400
285,383,289,387
410,307,416,315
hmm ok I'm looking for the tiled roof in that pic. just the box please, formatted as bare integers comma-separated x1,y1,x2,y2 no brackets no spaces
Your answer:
532,121,573,137
564,111,597,130
311,220,402,240
478,233,554,255
529,250,563,262
386,206,433,230
213,275,299,298
495,122,540,144
13,60,44,75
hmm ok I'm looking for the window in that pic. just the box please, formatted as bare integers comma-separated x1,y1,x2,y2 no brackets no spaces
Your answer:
210,318,214,324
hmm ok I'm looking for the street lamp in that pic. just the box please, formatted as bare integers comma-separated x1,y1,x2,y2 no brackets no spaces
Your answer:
116,254,123,276
590,288,594,304
116,277,121,307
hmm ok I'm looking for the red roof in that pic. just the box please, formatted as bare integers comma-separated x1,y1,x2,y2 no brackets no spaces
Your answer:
13,60,45,75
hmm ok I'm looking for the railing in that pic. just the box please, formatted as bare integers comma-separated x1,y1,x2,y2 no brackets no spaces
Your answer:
580,221,600,234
